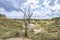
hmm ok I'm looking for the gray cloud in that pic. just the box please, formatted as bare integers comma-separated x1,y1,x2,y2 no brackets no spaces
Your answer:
0,0,27,12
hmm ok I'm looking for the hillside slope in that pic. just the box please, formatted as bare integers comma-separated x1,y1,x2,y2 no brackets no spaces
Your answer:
0,14,60,40
0,14,25,39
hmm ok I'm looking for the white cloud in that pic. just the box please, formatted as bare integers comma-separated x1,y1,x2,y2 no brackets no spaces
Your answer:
0,7,23,19
0,8,5,11
22,0,39,9
6,11,24,19
31,0,60,19
43,0,60,10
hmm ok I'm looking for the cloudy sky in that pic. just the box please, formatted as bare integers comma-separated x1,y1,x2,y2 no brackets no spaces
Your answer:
0,0,60,19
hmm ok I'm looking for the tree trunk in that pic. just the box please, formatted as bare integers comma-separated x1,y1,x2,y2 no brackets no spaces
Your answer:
25,19,28,37
28,19,30,24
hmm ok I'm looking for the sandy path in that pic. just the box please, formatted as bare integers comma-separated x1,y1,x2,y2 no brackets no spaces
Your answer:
6,37,32,40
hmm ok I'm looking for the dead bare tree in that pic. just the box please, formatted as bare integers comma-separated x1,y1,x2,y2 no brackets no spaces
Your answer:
23,6,34,37
16,0,34,37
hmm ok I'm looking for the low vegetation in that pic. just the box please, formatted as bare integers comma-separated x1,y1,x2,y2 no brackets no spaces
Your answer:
0,14,60,40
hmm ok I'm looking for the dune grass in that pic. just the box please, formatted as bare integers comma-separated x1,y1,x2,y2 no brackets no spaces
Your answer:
0,15,60,40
